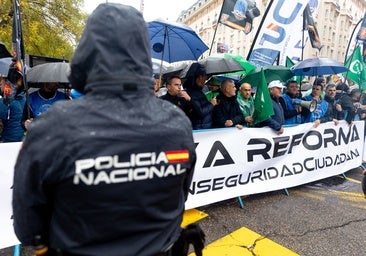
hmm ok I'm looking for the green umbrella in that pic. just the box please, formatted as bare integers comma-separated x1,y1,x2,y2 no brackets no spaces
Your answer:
222,53,256,76
239,65,295,86
211,53,256,76
285,56,302,84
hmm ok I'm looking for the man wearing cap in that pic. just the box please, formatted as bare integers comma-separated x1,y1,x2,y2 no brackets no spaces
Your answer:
184,63,218,129
255,80,285,134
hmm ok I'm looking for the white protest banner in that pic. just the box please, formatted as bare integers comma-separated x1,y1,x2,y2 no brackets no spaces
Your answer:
186,121,364,209
364,135,366,161
248,0,310,66
2,121,364,247
0,142,21,249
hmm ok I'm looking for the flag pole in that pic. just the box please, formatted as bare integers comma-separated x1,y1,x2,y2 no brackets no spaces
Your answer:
208,0,225,56
12,0,29,118
344,18,363,64
157,26,167,90
208,23,220,56
301,8,306,62
246,0,274,60
299,7,306,87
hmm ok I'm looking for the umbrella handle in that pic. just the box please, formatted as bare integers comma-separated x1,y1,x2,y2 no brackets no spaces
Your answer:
159,59,164,89
158,26,167,80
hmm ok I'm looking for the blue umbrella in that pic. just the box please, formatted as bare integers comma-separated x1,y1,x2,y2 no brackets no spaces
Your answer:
291,57,348,76
148,19,209,63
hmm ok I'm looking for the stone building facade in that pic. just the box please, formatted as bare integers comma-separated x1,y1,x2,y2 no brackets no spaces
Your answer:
177,0,366,63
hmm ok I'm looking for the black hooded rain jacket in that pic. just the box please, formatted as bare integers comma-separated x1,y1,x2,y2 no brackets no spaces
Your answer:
13,4,196,256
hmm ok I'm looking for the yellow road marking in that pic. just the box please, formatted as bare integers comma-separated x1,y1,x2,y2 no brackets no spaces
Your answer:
317,189,365,201
292,190,325,201
339,201,366,210
344,177,361,184
181,209,208,228
183,176,365,255
292,187,366,205
189,227,299,256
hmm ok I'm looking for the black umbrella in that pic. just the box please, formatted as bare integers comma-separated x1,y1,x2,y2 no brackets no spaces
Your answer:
161,62,190,83
27,62,70,84
0,42,11,58
198,57,245,75
0,57,12,77
182,57,245,78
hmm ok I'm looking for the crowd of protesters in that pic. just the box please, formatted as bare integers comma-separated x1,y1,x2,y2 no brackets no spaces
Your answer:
2,62,366,141
156,66,366,199
1,53,366,201
2,3,364,256
156,64,366,134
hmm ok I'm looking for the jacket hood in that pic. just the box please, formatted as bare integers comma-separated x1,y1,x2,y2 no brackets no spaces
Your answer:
69,3,153,94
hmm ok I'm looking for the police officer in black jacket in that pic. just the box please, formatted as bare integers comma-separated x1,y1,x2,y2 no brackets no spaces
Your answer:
13,3,197,256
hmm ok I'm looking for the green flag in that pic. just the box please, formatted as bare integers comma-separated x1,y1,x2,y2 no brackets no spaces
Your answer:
285,56,294,68
343,45,366,90
253,68,274,125
285,56,301,84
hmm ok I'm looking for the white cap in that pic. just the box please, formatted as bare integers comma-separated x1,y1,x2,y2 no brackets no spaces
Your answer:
268,80,285,89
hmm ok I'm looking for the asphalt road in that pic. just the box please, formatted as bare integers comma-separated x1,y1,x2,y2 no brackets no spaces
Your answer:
196,166,366,256
1,167,365,256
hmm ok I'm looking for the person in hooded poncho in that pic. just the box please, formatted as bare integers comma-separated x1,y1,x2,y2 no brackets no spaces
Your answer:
0,61,26,142
13,3,196,256
184,63,218,129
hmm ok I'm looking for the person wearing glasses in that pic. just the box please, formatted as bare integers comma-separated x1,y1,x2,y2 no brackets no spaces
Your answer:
184,63,218,129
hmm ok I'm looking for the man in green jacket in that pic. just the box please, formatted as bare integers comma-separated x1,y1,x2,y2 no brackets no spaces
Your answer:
237,82,254,126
